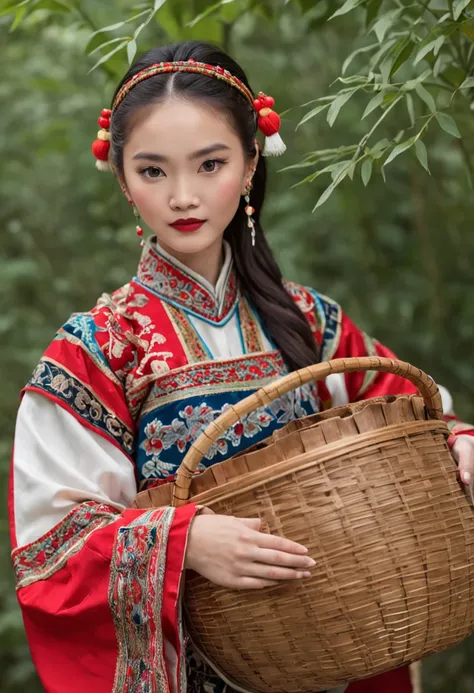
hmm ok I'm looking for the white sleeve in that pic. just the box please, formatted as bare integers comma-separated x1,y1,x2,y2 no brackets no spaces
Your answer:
13,391,137,547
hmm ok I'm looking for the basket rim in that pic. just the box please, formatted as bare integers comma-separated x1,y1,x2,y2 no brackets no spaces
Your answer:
174,419,449,507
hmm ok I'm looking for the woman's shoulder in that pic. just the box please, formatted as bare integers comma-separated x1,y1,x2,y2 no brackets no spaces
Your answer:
34,282,143,388
283,280,345,361
284,279,342,325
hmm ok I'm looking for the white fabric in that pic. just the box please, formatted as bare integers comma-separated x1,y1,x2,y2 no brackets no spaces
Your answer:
13,392,137,546
325,373,349,407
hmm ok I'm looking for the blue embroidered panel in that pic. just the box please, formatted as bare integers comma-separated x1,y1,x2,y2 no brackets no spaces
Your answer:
136,382,320,483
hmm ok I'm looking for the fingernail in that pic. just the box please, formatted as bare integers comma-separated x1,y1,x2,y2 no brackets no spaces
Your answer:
302,571,312,578
306,558,317,567
462,471,471,484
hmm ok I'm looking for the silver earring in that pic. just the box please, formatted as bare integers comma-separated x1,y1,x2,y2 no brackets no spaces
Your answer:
244,184,256,247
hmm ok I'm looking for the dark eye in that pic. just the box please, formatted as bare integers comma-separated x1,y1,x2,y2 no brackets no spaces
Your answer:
141,166,163,179
200,159,225,173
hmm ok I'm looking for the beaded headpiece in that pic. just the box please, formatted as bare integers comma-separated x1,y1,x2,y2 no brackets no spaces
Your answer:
92,59,286,171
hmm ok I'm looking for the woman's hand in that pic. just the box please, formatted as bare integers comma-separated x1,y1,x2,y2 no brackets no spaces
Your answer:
185,508,316,589
451,434,474,485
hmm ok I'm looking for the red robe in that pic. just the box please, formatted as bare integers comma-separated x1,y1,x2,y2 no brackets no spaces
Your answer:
10,240,473,693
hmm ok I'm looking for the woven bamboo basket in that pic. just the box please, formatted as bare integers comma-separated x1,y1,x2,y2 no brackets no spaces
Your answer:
133,357,474,693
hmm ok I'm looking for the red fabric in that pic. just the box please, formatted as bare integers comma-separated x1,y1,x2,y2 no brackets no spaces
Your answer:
13,504,197,693
333,312,417,401
334,311,474,440
347,666,412,693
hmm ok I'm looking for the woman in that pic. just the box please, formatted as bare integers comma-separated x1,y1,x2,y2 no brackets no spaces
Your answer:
9,41,474,693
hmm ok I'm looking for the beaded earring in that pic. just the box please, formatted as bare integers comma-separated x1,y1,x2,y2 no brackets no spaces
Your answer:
129,200,144,246
244,181,256,247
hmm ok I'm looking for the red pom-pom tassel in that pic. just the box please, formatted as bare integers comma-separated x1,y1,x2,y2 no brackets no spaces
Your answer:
92,139,110,161
257,110,281,137
253,93,286,156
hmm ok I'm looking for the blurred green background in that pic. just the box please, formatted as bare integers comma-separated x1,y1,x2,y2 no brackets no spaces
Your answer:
1,0,474,690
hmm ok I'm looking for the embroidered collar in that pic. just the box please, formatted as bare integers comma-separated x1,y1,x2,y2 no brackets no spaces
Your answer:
136,237,238,323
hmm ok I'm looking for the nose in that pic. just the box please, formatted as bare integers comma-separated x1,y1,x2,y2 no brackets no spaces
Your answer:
169,177,199,211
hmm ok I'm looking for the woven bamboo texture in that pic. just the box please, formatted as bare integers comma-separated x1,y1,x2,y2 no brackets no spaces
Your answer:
132,357,474,693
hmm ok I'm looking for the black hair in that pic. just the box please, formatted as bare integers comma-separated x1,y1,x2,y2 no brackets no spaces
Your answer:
110,41,319,371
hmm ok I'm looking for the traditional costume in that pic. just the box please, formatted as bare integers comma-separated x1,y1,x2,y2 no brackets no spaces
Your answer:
10,59,474,693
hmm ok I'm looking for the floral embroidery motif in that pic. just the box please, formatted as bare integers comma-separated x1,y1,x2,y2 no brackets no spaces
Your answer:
109,508,175,693
59,313,111,371
12,502,119,589
140,383,319,478
137,241,237,323
26,359,135,455
284,280,319,339
143,353,285,414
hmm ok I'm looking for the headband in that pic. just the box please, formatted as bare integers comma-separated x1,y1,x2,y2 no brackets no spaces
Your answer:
92,59,286,171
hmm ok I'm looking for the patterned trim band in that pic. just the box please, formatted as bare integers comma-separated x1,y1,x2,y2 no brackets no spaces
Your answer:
113,60,254,112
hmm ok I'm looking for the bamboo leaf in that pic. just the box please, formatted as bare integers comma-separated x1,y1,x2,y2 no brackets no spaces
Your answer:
330,160,352,182
10,4,27,30
329,0,364,20
188,0,234,27
0,0,29,18
383,136,417,167
362,91,384,118
436,112,461,138
366,0,383,25
406,93,415,126
88,20,128,36
414,83,436,112
313,177,342,210
89,37,128,56
433,35,445,56
127,39,137,65
35,0,70,10
390,37,414,77
372,9,402,43
361,158,373,186
296,103,330,130
371,137,391,158
415,139,430,173
460,76,474,88
342,43,379,75
453,0,472,21
327,90,356,127
414,38,440,66
88,40,128,73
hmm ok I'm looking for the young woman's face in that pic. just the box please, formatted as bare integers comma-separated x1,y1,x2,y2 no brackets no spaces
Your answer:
122,97,257,259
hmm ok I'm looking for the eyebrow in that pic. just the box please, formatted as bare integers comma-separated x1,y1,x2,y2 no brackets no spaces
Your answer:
132,143,232,163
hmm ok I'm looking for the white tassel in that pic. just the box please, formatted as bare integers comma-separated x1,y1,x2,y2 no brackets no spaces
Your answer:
263,132,287,156
95,159,111,172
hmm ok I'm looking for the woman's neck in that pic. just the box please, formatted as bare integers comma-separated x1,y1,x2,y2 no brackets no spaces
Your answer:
159,237,224,287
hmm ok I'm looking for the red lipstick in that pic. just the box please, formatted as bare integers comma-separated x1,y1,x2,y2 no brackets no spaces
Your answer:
170,218,206,232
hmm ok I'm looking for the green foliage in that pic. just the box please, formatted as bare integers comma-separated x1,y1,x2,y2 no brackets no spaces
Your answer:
292,0,474,207
1,1,474,691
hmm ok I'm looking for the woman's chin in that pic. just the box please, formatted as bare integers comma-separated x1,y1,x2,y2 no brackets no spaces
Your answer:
155,227,223,257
